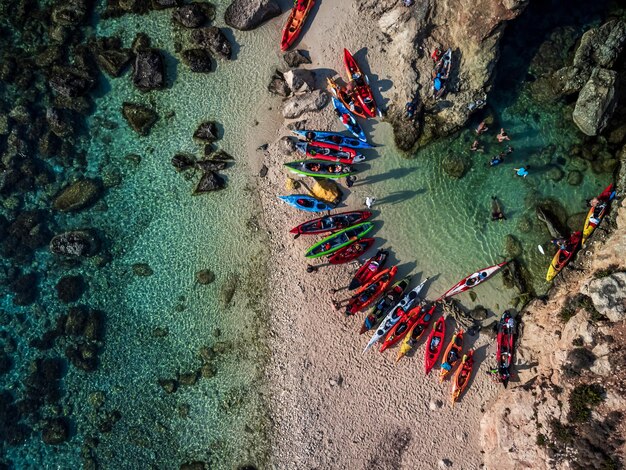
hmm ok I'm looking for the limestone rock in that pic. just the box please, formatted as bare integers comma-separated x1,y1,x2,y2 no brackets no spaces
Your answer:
282,90,329,119
224,0,281,31
552,66,589,96
122,102,158,136
283,69,315,94
194,171,225,194
572,68,618,136
583,272,626,322
193,121,219,143
42,419,69,445
284,50,311,68
181,49,214,73
172,3,215,28
132,49,166,91
190,27,232,60
573,20,626,70
50,230,100,257
53,179,102,212
96,48,133,77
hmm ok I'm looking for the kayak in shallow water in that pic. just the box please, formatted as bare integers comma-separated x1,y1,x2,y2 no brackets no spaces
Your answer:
581,183,615,245
451,350,474,406
332,97,368,143
280,0,315,51
424,316,446,375
295,141,365,164
305,222,374,258
439,330,464,383
348,249,388,290
284,159,355,179
546,231,582,282
436,261,508,300
360,276,411,334
345,266,397,315
278,194,333,213
328,238,374,265
293,129,373,149
289,210,372,236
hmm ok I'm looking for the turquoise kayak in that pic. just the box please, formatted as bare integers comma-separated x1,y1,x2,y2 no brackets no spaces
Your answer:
331,97,368,143
278,195,334,212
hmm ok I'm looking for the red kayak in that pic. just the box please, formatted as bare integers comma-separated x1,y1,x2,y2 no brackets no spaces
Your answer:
379,304,422,353
546,231,582,281
343,48,378,118
296,141,365,164
328,238,374,264
289,210,372,236
348,249,388,290
424,316,446,375
280,0,315,51
396,304,436,363
437,261,507,301
495,312,516,387
345,266,397,315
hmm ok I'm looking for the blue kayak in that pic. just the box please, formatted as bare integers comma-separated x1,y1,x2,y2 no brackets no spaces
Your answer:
292,130,373,149
331,97,368,143
278,195,334,213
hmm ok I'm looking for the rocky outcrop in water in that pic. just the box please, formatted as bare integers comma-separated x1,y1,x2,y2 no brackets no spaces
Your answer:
572,68,619,136
172,3,215,28
190,27,233,60
50,230,100,257
53,179,103,212
122,102,159,135
181,49,214,73
224,0,281,31
194,171,225,194
284,50,311,68
132,48,166,91
193,121,219,143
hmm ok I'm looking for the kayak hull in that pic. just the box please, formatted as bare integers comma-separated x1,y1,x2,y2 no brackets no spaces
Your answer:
451,350,474,405
424,317,446,375
379,305,423,353
581,183,615,245
349,249,388,290
293,130,373,149
280,0,315,51
328,238,374,264
437,261,508,300
289,210,372,235
360,276,411,334
343,48,378,118
396,304,437,362
345,266,398,315
295,141,365,164
332,97,367,143
327,77,367,118
439,330,464,383
495,312,515,387
284,159,355,179
279,194,333,213
305,222,374,258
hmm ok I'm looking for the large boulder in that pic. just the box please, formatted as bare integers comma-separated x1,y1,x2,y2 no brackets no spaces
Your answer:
574,20,626,70
193,121,219,143
42,419,69,445
583,272,626,322
283,50,311,68
50,230,100,257
48,66,94,98
121,102,158,136
194,171,225,194
190,27,232,60
282,90,329,119
96,48,133,77
181,49,214,73
171,3,215,28
283,69,315,94
224,0,281,31
572,68,618,136
53,179,102,212
132,49,166,91
552,66,589,96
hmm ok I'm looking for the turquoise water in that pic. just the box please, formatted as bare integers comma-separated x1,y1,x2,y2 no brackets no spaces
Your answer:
0,0,619,468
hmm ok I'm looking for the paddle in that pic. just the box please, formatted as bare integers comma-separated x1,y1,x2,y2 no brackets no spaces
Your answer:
537,245,545,255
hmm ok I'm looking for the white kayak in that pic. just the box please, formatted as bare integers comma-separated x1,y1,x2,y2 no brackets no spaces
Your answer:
363,276,430,353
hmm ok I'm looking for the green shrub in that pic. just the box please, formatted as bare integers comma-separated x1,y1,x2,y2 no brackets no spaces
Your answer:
568,384,605,422
536,433,547,446
550,419,573,443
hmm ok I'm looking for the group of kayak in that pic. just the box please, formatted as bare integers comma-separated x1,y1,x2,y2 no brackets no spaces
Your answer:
545,183,616,281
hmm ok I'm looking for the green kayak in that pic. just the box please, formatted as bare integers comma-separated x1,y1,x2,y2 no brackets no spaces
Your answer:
305,222,374,258
284,159,355,179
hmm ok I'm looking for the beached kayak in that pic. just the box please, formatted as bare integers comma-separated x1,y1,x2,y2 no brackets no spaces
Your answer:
495,312,515,387
360,276,411,334
546,231,582,281
436,261,508,300
451,350,474,406
328,238,374,264
432,48,452,100
293,130,373,149
327,76,366,118
439,330,464,383
343,48,379,118
332,97,368,142
280,0,315,51
295,142,365,164
279,194,333,213
284,159,355,179
289,210,372,236
349,249,388,290
305,222,374,258
581,183,615,245
345,266,397,315
379,304,423,353
363,277,430,352
424,317,446,375
396,304,436,363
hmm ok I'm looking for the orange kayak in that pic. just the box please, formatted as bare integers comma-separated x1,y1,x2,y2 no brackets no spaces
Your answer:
280,0,315,51
327,77,367,118
451,350,474,406
439,330,464,383
379,305,423,353
424,316,446,375
395,304,436,363
343,48,378,118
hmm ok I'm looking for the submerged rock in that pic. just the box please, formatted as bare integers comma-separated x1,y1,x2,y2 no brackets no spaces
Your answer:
132,49,166,91
196,269,215,285
56,275,86,303
567,170,583,186
66,343,99,372
441,153,468,179
282,90,329,119
122,102,158,136
220,274,238,306
224,0,281,31
132,263,154,277
42,419,69,445
48,66,94,98
96,48,133,77
159,378,178,394
172,3,215,28
181,49,214,73
53,179,103,212
195,160,227,172
283,50,311,68
194,171,225,194
193,121,219,143
504,234,523,258
50,230,100,257
171,153,196,172
572,68,618,136
190,27,233,60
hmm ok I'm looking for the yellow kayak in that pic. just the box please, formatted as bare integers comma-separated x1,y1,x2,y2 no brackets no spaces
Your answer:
545,231,582,282
581,183,615,245
396,304,436,363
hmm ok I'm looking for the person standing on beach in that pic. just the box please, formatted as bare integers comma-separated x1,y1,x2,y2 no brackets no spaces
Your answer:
365,197,376,209
497,128,510,142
